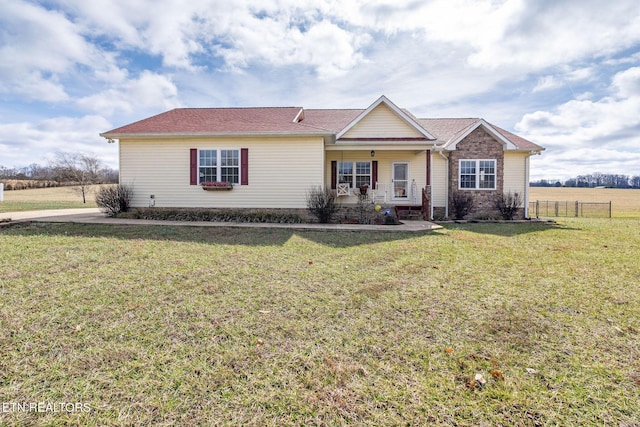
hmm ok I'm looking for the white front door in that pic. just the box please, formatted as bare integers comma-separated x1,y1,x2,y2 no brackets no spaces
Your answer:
392,162,409,200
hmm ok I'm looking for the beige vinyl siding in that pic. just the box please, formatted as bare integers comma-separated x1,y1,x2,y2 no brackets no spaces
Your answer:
341,104,424,139
120,136,324,208
503,152,527,195
430,153,447,208
326,150,427,205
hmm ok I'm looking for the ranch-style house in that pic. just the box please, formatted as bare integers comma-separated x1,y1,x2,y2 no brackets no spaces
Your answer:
100,95,544,220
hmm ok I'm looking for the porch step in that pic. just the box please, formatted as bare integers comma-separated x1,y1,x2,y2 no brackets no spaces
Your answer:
395,205,424,220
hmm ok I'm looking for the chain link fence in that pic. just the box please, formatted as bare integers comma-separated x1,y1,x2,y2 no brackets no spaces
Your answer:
529,200,612,218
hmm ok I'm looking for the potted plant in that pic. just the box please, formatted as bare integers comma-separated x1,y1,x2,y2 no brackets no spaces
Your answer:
359,184,369,195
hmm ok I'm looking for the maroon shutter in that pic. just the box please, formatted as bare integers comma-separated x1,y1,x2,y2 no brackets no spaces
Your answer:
426,150,431,186
190,148,198,185
331,161,337,189
240,148,249,185
372,160,378,188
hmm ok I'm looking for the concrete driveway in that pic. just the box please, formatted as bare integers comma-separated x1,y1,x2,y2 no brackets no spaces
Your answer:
1,208,102,221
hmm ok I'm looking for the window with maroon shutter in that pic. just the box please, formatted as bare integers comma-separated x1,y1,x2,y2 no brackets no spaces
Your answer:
191,148,246,185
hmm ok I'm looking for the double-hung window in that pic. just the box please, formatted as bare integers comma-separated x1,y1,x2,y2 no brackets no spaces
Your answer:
338,161,371,188
199,149,240,184
459,159,496,190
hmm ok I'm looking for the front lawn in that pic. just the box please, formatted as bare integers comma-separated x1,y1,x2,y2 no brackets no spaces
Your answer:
0,219,638,425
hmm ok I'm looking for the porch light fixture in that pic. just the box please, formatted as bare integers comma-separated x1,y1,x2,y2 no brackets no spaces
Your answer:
370,150,375,157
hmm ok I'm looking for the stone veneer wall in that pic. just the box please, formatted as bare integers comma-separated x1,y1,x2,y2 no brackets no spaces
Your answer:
448,127,505,218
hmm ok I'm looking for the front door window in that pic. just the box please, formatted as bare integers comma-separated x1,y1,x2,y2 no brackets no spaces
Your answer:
393,162,409,199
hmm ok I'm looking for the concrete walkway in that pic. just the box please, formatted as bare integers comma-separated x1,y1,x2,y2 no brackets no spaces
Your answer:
1,208,442,232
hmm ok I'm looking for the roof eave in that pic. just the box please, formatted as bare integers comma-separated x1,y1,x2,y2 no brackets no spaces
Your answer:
100,130,334,139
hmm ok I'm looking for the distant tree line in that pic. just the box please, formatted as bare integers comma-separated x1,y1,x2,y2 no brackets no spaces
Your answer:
531,173,640,189
0,155,118,184
1,153,119,202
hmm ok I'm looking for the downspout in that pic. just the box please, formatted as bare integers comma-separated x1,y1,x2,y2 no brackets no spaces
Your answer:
437,148,449,218
426,149,432,220
524,154,531,218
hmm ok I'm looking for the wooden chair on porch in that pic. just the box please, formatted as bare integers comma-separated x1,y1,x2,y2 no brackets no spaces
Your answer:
337,183,350,197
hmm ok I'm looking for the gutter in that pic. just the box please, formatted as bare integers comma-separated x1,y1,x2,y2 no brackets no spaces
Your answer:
99,130,334,139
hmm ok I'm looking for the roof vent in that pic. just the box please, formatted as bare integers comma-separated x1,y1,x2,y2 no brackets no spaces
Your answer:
293,108,305,123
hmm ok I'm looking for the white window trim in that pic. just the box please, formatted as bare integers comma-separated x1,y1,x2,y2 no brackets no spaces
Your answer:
458,159,496,190
198,148,241,184
337,161,372,188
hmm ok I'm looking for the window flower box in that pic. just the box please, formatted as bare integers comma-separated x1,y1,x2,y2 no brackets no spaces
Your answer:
201,181,233,191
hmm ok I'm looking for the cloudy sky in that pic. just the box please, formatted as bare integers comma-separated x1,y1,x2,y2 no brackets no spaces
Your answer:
1,0,639,180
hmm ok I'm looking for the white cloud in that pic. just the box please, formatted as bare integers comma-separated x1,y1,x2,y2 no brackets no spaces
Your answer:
612,67,640,97
8,72,70,103
533,76,563,93
0,0,119,101
518,66,640,178
0,115,118,168
465,0,640,70
77,71,182,116
531,147,640,179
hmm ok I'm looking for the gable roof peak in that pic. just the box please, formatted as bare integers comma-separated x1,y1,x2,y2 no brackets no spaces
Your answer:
336,95,436,140
444,118,517,150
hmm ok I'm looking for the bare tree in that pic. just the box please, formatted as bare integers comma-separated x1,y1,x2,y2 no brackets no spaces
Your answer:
51,152,102,203
98,167,119,184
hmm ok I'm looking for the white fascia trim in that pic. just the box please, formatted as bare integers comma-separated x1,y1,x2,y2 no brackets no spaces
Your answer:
336,95,436,140
445,119,517,151
100,130,332,139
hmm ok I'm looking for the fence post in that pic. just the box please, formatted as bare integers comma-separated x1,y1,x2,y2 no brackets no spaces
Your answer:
0,182,3,202
536,200,539,218
554,201,559,217
575,201,579,217
609,201,612,218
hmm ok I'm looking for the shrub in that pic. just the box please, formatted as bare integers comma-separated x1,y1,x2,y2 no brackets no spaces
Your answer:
95,184,133,217
124,208,305,223
494,191,523,220
450,191,475,219
306,185,338,223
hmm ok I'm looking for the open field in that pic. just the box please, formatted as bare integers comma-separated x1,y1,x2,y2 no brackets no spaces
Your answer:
0,186,98,213
1,218,638,425
530,187,640,218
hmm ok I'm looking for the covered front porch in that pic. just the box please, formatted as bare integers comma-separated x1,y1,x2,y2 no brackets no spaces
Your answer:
325,149,433,220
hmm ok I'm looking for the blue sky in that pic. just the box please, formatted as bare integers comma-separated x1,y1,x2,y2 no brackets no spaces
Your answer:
1,0,639,180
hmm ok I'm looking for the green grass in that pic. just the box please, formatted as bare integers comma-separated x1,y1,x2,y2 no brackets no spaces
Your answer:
1,219,638,425
0,186,98,212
